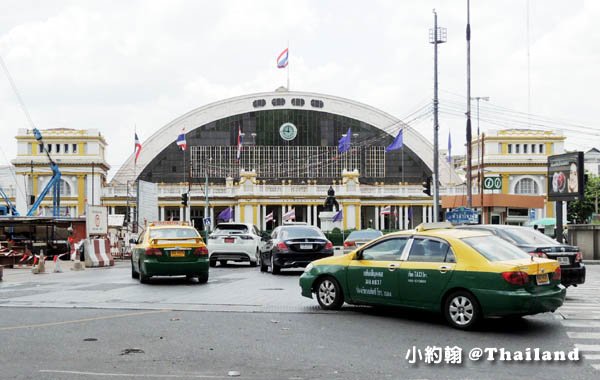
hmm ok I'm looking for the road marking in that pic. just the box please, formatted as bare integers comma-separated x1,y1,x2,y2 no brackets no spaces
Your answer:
575,344,600,352
0,310,170,331
567,332,600,339
593,364,600,370
561,321,600,328
39,370,246,378
584,354,600,360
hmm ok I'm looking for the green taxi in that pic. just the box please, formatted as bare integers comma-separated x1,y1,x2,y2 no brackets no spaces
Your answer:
131,222,209,284
300,223,566,330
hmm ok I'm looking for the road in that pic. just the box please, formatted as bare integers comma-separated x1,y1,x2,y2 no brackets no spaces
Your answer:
1,262,599,379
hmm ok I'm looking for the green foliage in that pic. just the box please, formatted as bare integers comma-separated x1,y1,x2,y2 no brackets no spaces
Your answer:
568,174,600,224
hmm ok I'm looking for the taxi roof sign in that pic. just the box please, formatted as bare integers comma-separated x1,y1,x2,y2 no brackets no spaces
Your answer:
415,222,454,232
149,221,191,227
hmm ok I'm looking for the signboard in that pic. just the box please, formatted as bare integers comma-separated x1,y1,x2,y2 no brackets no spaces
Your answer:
547,152,584,201
203,217,211,227
137,180,159,229
529,209,537,221
86,205,108,236
483,176,502,190
445,207,478,225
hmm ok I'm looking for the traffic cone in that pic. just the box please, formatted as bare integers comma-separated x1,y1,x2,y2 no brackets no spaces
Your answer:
53,255,63,273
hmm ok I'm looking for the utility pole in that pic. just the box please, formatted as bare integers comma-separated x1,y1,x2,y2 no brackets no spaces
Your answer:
472,95,489,222
430,9,446,222
480,132,485,223
466,0,473,208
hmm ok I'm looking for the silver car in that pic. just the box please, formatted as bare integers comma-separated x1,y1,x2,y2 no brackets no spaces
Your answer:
343,229,384,253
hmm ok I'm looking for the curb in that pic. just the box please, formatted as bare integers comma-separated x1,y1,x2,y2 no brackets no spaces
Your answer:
585,260,600,265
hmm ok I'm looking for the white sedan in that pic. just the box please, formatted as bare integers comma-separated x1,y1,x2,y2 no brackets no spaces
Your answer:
207,223,267,267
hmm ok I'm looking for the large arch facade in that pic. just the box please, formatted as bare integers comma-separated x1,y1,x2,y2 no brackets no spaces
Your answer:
112,90,460,185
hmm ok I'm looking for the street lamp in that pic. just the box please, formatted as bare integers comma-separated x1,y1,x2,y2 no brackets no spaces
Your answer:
471,96,489,196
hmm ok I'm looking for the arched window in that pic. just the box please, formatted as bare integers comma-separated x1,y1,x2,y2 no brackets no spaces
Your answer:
60,179,72,197
515,178,538,194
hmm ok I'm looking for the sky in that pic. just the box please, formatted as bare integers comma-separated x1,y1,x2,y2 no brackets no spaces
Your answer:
0,0,598,180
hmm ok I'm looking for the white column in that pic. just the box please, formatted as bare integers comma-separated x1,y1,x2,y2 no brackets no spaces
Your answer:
428,206,433,223
110,206,115,215
380,208,385,230
179,206,184,221
281,205,286,222
422,206,427,223
313,205,318,226
307,204,312,225
160,206,165,221
405,206,410,229
210,207,215,230
374,206,379,230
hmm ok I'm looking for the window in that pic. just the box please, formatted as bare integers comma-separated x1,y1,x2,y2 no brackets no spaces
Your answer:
271,98,285,106
291,98,305,107
310,99,324,108
149,228,200,239
531,144,536,153
523,144,528,154
72,144,78,153
515,144,520,154
47,144,52,153
360,238,408,261
539,144,544,154
462,236,530,262
39,143,43,153
507,144,512,154
64,144,69,153
407,238,451,262
515,178,538,194
252,99,266,108
56,144,61,153
59,179,71,196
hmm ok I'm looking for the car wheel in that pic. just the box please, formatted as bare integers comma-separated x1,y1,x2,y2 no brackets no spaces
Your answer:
131,259,139,279
219,260,227,266
260,252,268,272
444,291,480,330
315,276,344,310
197,272,209,284
271,254,280,275
209,259,217,267
139,260,150,284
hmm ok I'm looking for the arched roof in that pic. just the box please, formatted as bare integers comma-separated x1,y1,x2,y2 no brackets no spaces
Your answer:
112,90,460,185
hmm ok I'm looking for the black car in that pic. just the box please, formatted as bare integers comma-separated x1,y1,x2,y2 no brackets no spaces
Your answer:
456,225,585,287
260,225,334,274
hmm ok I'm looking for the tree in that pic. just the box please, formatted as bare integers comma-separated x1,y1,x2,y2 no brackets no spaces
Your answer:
568,174,600,224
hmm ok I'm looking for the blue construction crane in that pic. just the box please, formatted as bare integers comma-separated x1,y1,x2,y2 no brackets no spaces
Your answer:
26,128,62,217
0,186,19,216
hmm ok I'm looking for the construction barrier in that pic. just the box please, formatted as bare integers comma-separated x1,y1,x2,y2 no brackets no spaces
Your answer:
83,238,115,268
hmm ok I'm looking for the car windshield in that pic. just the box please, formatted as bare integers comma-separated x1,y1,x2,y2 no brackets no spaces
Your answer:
280,227,324,239
462,235,531,262
501,228,559,246
346,230,383,240
214,224,249,235
149,228,199,239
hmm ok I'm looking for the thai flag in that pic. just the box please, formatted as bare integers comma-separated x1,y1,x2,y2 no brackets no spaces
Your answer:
283,208,295,221
236,126,242,161
277,48,289,68
134,133,142,163
265,211,274,223
380,206,391,215
177,128,187,151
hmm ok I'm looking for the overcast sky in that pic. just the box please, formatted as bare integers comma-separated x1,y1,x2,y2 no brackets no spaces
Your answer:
0,0,598,178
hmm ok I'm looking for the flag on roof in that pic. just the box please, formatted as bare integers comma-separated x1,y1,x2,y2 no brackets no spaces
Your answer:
177,128,187,151
277,48,289,68
380,205,391,215
338,128,352,154
385,129,403,152
283,208,295,221
332,210,343,223
218,207,233,221
447,131,452,162
236,126,242,161
134,133,142,163
265,211,274,223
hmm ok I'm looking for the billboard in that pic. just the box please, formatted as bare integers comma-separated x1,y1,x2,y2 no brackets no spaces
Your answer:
86,205,108,236
137,180,159,229
547,152,584,201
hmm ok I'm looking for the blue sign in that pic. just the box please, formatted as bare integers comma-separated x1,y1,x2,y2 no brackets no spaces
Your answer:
446,207,478,225
529,209,536,221
203,217,211,226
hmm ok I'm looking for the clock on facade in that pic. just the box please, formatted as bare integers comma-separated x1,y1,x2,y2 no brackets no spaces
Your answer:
279,122,297,141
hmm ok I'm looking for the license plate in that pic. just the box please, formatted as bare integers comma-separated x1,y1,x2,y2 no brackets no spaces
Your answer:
536,273,550,285
170,251,185,257
558,256,570,265
300,244,312,250
224,238,235,243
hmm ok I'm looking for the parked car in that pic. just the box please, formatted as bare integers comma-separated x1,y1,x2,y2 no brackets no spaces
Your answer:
261,225,334,274
207,223,267,267
300,222,565,330
131,221,209,284
456,225,585,287
343,229,384,253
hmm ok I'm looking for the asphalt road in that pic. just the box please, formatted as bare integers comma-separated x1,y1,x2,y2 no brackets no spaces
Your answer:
1,262,599,380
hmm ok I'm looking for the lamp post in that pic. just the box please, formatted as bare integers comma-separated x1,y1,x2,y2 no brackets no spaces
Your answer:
471,96,489,215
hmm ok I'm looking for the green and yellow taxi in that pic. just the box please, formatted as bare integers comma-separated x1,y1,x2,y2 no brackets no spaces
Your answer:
300,223,566,330
131,221,209,284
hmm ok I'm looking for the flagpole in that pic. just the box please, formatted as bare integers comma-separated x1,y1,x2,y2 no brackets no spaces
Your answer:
287,40,290,90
